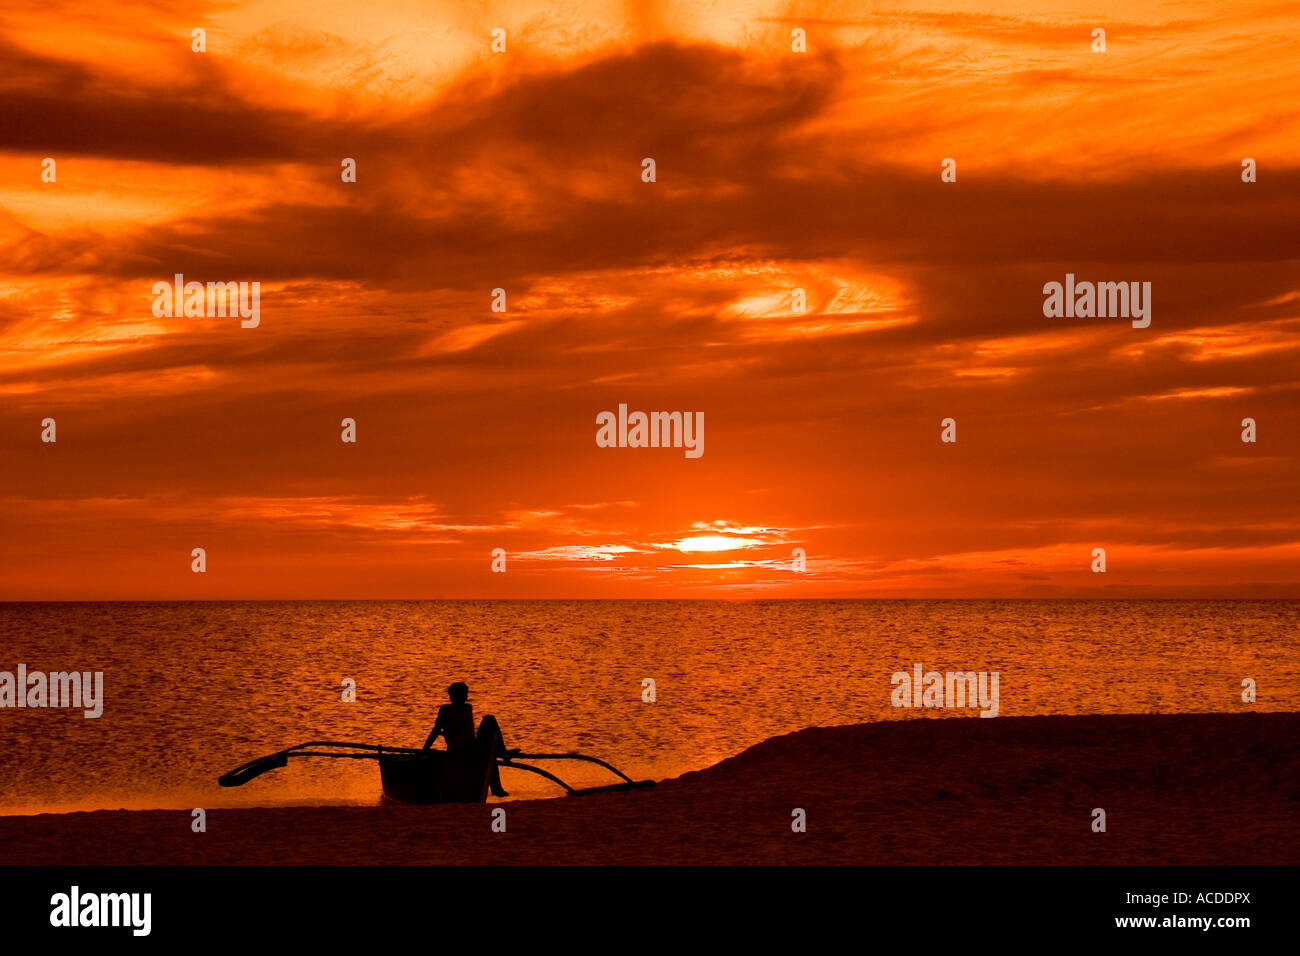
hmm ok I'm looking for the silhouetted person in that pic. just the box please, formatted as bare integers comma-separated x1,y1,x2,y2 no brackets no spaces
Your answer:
424,681,514,797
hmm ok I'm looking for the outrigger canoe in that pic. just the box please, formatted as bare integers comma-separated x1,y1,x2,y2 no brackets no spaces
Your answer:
219,739,654,804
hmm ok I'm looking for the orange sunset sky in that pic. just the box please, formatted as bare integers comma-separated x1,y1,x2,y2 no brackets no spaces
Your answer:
1,0,1298,599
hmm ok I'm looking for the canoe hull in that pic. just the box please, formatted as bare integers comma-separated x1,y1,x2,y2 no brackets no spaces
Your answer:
378,747,492,804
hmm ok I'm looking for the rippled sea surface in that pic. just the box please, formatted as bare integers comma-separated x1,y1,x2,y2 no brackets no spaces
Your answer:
1,600,1296,814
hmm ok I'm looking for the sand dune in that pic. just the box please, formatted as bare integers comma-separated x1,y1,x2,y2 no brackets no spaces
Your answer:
2,713,1296,865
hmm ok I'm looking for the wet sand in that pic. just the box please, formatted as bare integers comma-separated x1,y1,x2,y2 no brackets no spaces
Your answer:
2,712,1297,865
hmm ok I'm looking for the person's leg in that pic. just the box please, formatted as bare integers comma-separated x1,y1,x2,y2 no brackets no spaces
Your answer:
477,715,508,796
477,714,506,750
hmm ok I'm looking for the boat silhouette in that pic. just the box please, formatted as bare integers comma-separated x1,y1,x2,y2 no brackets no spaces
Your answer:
219,738,654,804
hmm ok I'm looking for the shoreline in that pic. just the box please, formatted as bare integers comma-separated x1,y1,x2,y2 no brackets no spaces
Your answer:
3,712,1297,865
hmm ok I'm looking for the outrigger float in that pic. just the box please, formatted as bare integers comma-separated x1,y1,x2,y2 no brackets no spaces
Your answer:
219,739,654,804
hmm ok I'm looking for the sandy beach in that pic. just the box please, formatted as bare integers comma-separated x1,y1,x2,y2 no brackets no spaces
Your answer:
2,712,1296,866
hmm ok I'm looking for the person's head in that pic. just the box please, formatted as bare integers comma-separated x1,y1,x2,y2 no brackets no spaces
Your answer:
447,682,469,704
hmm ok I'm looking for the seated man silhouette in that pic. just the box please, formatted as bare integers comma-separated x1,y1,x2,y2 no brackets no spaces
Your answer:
423,681,516,798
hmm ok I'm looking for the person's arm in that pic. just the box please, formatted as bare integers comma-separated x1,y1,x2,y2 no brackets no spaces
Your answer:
423,708,445,749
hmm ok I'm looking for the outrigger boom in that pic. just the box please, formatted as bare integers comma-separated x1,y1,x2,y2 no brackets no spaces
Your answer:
218,740,654,804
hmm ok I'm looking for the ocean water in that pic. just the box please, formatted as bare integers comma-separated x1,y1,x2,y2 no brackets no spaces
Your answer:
0,600,1296,814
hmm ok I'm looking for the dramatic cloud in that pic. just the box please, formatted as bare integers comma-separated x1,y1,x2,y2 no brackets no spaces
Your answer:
1,0,1297,597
